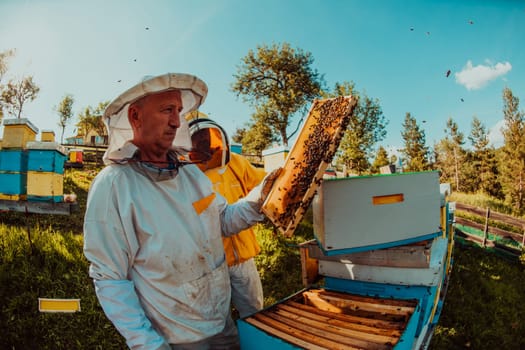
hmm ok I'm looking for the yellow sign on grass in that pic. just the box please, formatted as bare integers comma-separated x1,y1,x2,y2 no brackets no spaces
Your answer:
38,298,81,313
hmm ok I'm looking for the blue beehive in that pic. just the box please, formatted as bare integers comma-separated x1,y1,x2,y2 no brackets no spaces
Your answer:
0,150,28,172
0,172,27,197
26,142,67,174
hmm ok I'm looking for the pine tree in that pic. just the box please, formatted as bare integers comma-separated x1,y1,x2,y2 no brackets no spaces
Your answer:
371,146,390,173
499,87,525,213
400,113,429,171
468,116,501,197
434,118,465,191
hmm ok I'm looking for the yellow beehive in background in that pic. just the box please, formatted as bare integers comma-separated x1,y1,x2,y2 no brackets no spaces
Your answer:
41,130,56,142
26,171,63,202
1,118,38,149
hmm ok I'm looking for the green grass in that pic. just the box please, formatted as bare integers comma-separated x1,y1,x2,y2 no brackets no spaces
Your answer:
450,192,523,218
0,224,126,349
430,241,525,349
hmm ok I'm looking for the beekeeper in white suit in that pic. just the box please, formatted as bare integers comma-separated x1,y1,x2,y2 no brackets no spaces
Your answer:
83,73,278,350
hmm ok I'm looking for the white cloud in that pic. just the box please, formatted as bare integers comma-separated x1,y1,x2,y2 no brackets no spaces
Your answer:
455,60,512,90
488,119,505,148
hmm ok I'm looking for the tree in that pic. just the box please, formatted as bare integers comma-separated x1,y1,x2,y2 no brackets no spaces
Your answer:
233,109,277,155
499,87,525,213
0,49,16,123
0,49,15,81
468,116,501,197
371,146,390,173
231,42,323,147
76,101,109,143
322,81,387,175
1,76,40,119
434,118,465,191
56,94,75,144
400,113,429,172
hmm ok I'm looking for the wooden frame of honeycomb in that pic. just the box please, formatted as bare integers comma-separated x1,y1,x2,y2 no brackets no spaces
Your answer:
261,95,358,237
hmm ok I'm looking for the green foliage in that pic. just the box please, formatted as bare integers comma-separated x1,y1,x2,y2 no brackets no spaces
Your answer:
434,118,466,192
235,108,278,155
76,101,109,137
450,191,522,218
254,213,314,306
430,243,525,350
231,42,323,146
323,81,387,175
371,145,390,174
400,112,429,171
499,87,525,214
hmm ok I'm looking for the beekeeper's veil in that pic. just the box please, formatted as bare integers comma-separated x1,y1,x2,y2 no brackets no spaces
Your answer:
102,73,208,165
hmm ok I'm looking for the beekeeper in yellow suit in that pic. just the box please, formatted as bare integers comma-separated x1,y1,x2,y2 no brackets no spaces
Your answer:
189,116,266,318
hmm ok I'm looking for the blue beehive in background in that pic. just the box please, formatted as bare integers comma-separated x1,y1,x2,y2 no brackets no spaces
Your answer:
0,150,28,172
0,146,28,201
27,142,67,174
0,172,27,200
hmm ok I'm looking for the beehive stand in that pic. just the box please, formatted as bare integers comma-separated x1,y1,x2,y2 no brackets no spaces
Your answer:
261,96,357,237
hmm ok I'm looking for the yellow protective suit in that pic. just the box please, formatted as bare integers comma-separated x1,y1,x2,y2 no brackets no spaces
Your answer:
204,152,266,266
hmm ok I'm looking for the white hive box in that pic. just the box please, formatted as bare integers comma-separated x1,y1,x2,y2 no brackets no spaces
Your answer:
262,145,289,173
313,171,441,255
318,236,448,287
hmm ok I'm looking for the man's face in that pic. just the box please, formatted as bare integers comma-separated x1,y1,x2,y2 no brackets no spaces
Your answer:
129,90,183,154
190,127,225,171
191,128,211,156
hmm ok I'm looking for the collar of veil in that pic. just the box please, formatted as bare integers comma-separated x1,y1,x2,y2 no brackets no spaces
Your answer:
102,73,208,165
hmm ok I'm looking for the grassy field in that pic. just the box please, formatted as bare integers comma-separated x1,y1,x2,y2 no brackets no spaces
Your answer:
0,167,524,349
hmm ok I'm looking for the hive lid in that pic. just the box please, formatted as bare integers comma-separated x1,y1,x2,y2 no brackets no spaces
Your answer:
2,118,39,133
261,95,357,237
26,141,66,155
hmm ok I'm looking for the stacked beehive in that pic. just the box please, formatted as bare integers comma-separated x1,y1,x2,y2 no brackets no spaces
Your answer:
0,119,66,202
0,119,38,200
26,140,66,202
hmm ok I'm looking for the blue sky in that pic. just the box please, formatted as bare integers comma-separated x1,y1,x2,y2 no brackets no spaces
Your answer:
1,0,524,155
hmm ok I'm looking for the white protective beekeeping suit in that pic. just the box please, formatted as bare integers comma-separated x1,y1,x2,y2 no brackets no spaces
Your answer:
83,73,266,349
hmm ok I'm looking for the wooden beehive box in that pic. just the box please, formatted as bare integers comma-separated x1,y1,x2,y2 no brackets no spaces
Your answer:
261,96,358,237
312,172,441,255
317,237,447,287
0,149,28,172
0,172,27,200
26,142,67,174
26,171,64,202
40,130,56,142
1,118,38,149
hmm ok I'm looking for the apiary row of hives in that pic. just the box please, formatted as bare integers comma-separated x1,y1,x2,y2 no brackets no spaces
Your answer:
0,118,66,202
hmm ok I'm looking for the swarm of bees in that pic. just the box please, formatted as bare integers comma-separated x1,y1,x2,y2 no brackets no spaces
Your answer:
262,95,358,237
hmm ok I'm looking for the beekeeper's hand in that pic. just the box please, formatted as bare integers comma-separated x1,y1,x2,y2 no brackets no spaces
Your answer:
244,167,282,209
259,167,282,205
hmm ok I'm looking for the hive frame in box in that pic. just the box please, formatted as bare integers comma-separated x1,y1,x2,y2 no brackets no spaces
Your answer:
261,95,357,237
